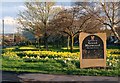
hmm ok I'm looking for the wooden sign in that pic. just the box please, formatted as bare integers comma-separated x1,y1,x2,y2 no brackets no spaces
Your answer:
79,32,106,68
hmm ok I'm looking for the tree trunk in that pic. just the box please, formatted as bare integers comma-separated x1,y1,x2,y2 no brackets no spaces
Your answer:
111,27,120,40
70,35,74,53
44,32,48,50
38,38,41,48
35,38,40,48
37,38,39,47
67,36,70,50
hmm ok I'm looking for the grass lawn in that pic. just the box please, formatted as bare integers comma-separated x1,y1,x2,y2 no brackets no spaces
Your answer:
1,45,120,76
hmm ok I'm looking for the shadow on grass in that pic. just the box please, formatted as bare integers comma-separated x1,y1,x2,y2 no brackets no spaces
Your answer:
107,46,120,49
48,46,80,53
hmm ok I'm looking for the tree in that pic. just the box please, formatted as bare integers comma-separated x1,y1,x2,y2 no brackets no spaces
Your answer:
76,2,120,40
100,2,120,40
49,7,102,52
17,2,61,50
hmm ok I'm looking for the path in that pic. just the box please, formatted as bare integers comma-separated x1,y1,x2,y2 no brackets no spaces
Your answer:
1,71,120,83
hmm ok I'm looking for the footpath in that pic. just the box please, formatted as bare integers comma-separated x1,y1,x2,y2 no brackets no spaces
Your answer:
1,71,120,83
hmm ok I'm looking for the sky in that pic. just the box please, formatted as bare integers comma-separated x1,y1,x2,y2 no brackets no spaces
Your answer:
0,1,72,34
1,0,118,34
0,2,25,34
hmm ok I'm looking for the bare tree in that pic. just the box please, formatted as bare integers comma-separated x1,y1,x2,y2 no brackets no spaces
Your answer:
100,2,120,40
76,2,120,40
49,7,102,52
17,2,61,50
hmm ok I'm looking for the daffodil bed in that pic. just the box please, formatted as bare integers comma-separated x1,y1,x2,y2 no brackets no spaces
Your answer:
1,46,120,76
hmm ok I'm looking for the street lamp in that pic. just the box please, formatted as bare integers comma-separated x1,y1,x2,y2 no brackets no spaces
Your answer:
2,19,16,49
2,19,4,49
11,20,16,45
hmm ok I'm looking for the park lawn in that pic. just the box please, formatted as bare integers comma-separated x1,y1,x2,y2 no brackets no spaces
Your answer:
1,45,120,76
2,58,119,76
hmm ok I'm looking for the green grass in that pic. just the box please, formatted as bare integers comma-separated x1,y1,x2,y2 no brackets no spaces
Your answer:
2,59,119,76
1,45,120,76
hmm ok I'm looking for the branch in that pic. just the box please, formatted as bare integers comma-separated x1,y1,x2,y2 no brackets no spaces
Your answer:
73,30,82,37
100,3,112,25
114,20,120,25
103,22,112,28
112,2,115,25
79,16,91,29
60,31,71,36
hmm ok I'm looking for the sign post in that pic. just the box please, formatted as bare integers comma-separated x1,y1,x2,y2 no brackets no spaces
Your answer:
79,32,106,68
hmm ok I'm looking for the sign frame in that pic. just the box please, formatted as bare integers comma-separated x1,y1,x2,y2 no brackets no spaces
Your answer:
79,32,106,68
